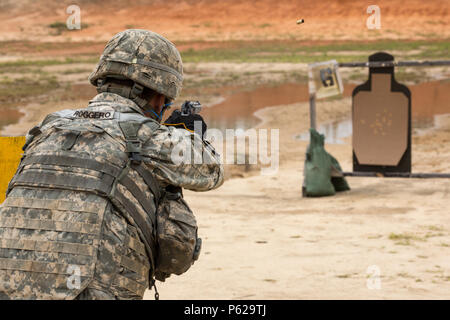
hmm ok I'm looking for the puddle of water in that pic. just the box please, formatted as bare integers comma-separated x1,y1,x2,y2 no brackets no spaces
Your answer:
0,83,96,132
414,113,450,136
198,83,356,132
61,83,98,101
0,108,24,131
199,83,309,132
410,80,450,128
294,119,353,144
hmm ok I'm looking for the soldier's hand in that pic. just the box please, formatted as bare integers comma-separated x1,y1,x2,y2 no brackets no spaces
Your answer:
164,109,207,137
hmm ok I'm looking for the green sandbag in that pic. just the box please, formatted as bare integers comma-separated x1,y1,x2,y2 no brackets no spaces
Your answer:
303,128,350,197
329,153,350,192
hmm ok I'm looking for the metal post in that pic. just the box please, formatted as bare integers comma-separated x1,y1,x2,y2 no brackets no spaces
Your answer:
339,60,450,68
307,65,317,130
309,93,316,130
343,171,450,178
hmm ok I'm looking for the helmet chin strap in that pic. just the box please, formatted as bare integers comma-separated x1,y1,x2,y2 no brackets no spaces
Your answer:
144,108,163,121
143,102,173,122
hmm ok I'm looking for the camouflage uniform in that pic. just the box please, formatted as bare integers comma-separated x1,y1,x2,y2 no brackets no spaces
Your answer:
0,30,224,300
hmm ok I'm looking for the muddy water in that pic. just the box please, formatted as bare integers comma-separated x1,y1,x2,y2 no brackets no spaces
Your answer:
0,107,23,131
1,80,449,139
410,80,450,128
200,83,356,132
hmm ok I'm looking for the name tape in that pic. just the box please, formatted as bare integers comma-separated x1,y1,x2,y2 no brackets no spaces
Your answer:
73,110,115,120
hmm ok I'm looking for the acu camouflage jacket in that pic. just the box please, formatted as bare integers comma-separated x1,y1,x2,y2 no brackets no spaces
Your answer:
0,92,223,299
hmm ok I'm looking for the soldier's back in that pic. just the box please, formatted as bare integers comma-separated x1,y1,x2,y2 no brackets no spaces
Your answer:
0,96,158,300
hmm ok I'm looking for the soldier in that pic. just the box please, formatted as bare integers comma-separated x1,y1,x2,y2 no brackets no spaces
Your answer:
0,29,224,300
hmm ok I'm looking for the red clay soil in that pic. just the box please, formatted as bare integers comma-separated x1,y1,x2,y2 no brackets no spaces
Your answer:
0,0,448,43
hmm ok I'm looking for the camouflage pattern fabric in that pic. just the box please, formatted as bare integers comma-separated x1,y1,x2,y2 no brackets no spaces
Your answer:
89,29,183,101
155,189,199,279
0,92,223,300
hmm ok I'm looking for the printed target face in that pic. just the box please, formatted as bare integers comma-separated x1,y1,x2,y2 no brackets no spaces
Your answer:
353,73,409,166
309,60,343,99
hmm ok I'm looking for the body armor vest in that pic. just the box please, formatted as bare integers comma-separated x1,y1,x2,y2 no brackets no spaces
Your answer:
0,105,161,299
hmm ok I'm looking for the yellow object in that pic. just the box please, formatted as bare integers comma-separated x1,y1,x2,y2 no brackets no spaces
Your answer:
0,136,26,204
162,122,195,133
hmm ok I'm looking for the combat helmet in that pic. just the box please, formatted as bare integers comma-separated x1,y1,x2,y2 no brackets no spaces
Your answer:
89,29,183,108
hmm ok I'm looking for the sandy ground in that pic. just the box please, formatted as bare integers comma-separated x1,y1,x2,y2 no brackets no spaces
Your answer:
146,98,450,300
0,0,449,42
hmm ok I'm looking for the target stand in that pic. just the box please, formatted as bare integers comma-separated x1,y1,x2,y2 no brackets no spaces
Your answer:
307,52,450,179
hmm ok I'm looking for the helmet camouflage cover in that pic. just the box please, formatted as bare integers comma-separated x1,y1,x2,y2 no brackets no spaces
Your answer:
89,29,183,100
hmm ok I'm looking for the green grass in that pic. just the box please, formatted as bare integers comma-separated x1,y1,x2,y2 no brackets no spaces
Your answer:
49,22,67,30
348,72,366,81
336,274,352,278
61,68,93,75
395,70,428,83
0,57,98,71
0,40,102,53
180,40,449,63
397,272,413,278
388,232,426,245
0,75,59,103
426,225,445,232
425,232,445,239
49,21,89,34
425,269,444,274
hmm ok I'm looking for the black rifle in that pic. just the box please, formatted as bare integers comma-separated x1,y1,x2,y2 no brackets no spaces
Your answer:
180,100,202,116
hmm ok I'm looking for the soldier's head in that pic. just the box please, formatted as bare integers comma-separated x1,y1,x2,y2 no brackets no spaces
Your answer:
89,29,183,122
